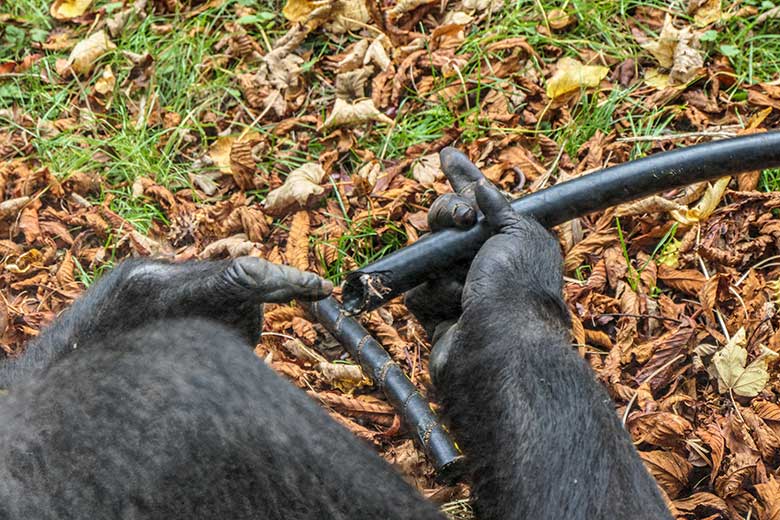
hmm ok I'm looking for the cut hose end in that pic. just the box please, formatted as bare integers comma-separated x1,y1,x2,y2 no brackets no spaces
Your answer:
342,271,393,315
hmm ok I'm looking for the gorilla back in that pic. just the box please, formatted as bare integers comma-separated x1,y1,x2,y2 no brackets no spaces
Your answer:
0,318,443,520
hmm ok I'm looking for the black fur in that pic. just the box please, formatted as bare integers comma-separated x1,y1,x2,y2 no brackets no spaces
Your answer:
0,258,442,519
411,201,673,519
0,209,672,518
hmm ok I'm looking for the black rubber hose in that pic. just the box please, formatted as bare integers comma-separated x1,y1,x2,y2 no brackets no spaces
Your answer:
342,131,780,314
301,297,465,482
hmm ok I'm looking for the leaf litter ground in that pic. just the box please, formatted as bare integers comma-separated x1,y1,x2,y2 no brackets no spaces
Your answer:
3,0,780,518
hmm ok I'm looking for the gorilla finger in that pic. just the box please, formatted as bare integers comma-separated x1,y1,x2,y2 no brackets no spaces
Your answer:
230,258,333,303
439,147,485,193
428,193,477,231
474,179,520,233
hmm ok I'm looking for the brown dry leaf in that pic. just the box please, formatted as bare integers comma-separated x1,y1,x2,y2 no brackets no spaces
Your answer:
354,161,380,196
318,361,371,393
642,16,704,84
50,0,92,19
264,163,326,215
639,450,692,498
321,98,393,131
711,327,778,397
673,492,728,514
615,195,686,217
754,477,780,519
411,153,443,184
629,411,693,447
546,57,609,99
754,400,780,422
62,30,116,76
208,132,260,174
291,317,317,346
286,211,311,272
657,264,705,295
564,232,615,272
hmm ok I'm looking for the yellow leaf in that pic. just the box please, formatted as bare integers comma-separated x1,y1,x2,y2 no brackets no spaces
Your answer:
282,0,369,33
65,30,116,76
547,8,575,30
644,68,671,90
712,328,778,397
264,163,327,214
50,0,92,19
670,177,730,225
93,66,116,95
692,0,722,27
545,57,608,99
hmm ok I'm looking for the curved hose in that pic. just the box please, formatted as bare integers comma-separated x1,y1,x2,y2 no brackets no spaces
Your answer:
342,131,780,313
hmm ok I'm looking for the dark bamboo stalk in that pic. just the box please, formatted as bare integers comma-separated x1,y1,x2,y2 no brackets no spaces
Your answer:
342,131,780,314
301,297,464,481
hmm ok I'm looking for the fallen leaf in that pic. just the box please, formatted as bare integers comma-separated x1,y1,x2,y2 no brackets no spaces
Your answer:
690,0,722,26
640,450,693,498
318,361,371,393
644,68,671,90
388,0,435,18
321,98,393,131
50,0,92,19
5,249,44,274
264,163,327,214
286,211,311,271
545,57,609,99
670,177,730,225
547,8,575,30
712,328,778,397
208,132,260,174
642,16,703,85
62,30,116,76
282,0,369,32
411,153,443,184
93,66,116,95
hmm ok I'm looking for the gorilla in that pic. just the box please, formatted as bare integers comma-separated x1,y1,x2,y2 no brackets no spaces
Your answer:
0,150,671,519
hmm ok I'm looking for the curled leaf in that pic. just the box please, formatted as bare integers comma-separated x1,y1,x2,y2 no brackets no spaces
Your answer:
93,66,116,95
5,249,44,274
63,30,116,76
321,98,393,131
264,163,327,214
546,57,609,99
318,361,371,393
670,177,730,225
50,0,92,19
641,16,703,85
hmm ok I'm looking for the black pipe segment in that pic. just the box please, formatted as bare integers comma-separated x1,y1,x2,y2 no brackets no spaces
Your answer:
342,131,780,314
301,297,465,482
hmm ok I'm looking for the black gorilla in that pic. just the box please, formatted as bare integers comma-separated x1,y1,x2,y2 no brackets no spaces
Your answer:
0,150,672,519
